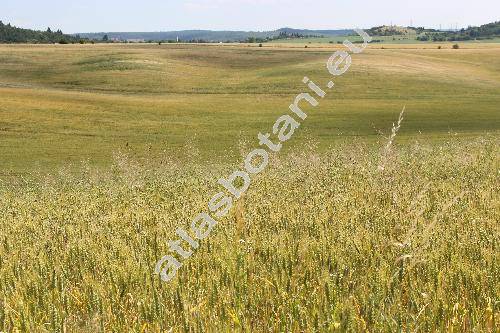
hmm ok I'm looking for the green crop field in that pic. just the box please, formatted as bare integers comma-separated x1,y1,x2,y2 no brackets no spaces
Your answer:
0,42,499,332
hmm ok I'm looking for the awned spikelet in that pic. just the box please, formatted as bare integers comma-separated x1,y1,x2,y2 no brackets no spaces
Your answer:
0,137,498,332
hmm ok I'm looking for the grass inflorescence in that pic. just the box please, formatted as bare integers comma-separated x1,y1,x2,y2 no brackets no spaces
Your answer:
0,137,498,332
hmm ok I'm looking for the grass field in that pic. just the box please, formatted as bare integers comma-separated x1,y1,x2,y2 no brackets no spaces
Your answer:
0,43,499,175
0,138,498,332
0,42,499,332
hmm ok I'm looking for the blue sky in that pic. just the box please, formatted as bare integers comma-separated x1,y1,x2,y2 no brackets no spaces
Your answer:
2,0,499,33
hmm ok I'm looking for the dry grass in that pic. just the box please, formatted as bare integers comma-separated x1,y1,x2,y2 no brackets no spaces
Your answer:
0,43,499,174
0,137,498,332
0,42,499,332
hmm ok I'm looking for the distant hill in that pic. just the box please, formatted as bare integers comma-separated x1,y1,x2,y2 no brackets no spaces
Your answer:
417,21,500,41
365,22,500,42
0,21,81,43
77,28,353,42
367,25,417,36
3,21,498,44
366,25,440,35
275,28,353,37
447,21,500,40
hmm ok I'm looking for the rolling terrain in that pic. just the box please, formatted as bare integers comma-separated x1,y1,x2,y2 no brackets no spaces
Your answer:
0,42,499,175
0,41,498,332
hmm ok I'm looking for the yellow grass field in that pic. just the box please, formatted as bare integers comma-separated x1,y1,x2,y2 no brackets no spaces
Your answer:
0,42,499,332
0,43,498,175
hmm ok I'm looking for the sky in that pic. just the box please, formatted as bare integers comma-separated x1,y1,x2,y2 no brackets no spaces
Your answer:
2,0,499,33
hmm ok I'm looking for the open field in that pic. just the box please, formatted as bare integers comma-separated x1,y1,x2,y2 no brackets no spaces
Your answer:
0,42,499,332
0,43,499,175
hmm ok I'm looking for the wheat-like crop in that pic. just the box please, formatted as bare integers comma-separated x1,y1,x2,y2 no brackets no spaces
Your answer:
0,137,498,332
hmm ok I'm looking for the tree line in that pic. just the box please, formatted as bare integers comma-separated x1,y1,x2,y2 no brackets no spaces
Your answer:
417,21,500,41
0,21,85,43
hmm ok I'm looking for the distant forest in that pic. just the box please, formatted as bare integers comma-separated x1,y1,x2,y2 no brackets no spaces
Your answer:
77,28,353,43
417,21,500,41
0,21,83,43
0,23,352,43
1,20,499,44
